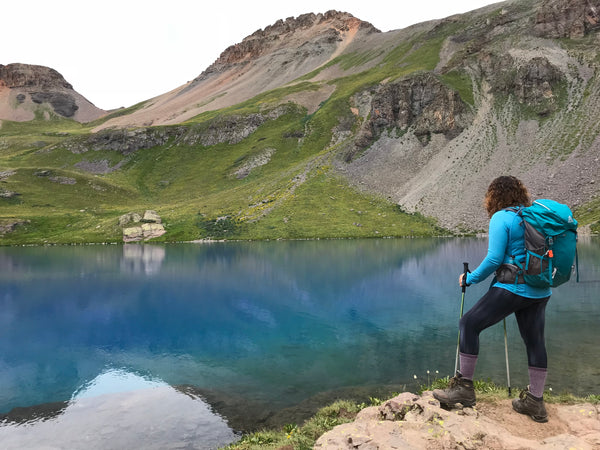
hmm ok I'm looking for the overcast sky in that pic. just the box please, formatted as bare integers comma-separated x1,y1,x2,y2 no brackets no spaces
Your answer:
2,0,498,110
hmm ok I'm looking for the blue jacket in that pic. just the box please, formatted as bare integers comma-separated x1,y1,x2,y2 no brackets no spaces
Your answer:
466,208,552,299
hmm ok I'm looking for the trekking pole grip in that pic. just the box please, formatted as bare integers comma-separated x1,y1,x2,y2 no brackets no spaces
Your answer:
462,262,469,292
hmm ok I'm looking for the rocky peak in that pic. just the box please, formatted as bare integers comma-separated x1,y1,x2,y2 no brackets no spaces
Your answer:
533,0,600,38
0,63,73,90
250,10,379,40
198,10,379,77
0,63,106,122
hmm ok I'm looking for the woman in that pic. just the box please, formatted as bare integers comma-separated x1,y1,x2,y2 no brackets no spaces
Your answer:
433,175,551,423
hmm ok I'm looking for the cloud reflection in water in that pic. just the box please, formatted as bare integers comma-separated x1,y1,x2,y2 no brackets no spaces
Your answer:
0,368,238,450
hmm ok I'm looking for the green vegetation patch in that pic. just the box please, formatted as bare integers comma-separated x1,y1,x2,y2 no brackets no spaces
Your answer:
574,198,600,234
440,70,475,106
224,399,363,450
87,100,150,127
0,167,138,245
243,169,442,240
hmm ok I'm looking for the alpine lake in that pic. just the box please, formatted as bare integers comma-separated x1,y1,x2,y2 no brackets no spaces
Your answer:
1,237,598,449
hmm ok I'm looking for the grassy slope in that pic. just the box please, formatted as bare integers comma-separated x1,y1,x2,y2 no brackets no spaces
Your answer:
0,23,461,245
0,104,440,244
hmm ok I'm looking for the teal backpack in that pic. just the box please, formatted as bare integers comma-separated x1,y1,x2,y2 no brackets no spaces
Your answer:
513,199,579,288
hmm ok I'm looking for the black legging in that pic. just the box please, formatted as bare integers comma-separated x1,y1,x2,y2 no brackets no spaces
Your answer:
459,287,550,368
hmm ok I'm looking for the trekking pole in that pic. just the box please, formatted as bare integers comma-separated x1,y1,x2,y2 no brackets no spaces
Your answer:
454,262,469,375
503,318,512,396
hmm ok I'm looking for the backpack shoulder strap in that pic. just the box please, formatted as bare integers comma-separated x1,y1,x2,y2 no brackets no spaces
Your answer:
502,206,525,263
503,206,522,215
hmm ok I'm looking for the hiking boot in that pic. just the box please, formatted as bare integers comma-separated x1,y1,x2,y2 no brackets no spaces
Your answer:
432,372,476,408
512,388,548,423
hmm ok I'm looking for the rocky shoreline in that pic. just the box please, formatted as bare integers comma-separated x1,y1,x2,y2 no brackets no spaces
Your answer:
315,391,600,449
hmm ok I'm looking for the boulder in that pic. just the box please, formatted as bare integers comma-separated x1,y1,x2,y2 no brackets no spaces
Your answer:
122,223,166,242
141,223,166,239
142,210,162,223
118,212,142,227
120,211,165,242
122,226,144,243
0,189,20,198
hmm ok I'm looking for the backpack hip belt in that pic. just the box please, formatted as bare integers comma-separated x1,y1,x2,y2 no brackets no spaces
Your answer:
495,263,526,284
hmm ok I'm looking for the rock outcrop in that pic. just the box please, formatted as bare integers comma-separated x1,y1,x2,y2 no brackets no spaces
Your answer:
0,63,105,122
0,219,29,234
234,148,276,179
120,210,165,242
0,64,73,90
351,73,473,156
58,105,293,157
478,53,564,116
316,391,600,449
533,0,600,38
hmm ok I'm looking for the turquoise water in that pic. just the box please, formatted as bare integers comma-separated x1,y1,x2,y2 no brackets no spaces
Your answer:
0,238,598,448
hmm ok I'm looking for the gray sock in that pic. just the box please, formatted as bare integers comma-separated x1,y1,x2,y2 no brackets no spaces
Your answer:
528,366,547,399
459,352,478,380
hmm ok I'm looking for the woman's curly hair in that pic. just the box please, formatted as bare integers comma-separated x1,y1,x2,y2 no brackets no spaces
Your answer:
483,175,531,217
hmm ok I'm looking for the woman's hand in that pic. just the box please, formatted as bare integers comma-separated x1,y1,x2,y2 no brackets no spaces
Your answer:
459,273,466,287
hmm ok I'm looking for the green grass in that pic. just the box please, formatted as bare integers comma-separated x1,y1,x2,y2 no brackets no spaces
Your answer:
0,116,90,136
1,95,443,245
574,198,600,233
222,399,365,450
296,48,387,81
87,100,150,126
0,166,138,244
242,169,442,240
440,70,475,106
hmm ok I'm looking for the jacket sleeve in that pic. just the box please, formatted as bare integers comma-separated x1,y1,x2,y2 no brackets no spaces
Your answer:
466,211,509,285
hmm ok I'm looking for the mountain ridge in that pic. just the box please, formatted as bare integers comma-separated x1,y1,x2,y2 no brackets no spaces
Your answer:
93,10,380,130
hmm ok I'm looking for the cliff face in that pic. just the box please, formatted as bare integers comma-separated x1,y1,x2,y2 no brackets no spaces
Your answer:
0,63,106,122
533,0,600,38
349,73,473,159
